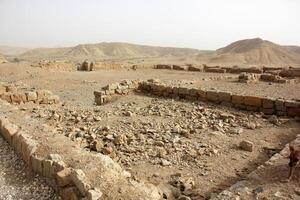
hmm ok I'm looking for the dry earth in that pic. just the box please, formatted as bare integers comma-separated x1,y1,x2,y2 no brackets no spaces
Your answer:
0,61,300,199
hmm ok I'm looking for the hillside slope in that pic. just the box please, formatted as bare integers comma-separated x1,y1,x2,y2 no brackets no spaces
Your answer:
0,54,8,63
20,42,200,61
0,46,30,55
208,38,300,65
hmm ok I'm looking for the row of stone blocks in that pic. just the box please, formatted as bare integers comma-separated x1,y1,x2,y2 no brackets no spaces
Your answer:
0,84,60,105
155,64,264,74
94,80,140,105
155,64,300,78
138,81,300,117
0,115,102,200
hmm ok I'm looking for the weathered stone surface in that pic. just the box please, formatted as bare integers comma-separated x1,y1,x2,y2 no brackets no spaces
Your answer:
262,98,274,108
61,187,79,200
262,108,275,115
287,108,300,117
206,90,220,103
240,140,253,152
218,91,232,102
26,91,38,101
232,95,244,105
71,169,91,196
244,96,262,107
87,189,102,200
56,168,72,187
275,99,286,111
285,100,300,108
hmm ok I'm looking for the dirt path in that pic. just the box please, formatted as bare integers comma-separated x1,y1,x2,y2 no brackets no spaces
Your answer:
0,136,60,200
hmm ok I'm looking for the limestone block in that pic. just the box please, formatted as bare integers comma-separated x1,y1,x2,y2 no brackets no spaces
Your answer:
26,91,38,101
2,123,19,144
275,99,286,111
56,168,72,187
31,155,43,174
42,159,54,177
71,169,91,196
262,108,275,115
87,189,102,200
197,89,206,100
218,91,232,102
285,100,300,108
262,98,275,109
287,108,300,117
1,92,12,103
178,87,189,95
103,83,119,90
206,90,220,103
243,96,262,107
61,187,80,200
232,95,244,105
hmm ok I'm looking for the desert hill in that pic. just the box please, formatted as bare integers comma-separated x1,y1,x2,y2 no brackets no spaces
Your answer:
0,46,30,55
0,54,8,63
206,38,300,65
20,42,201,61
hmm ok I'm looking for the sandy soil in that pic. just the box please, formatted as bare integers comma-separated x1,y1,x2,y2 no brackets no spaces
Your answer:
0,62,300,199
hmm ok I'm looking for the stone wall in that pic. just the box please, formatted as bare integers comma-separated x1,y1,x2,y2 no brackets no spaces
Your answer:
154,64,300,79
94,79,300,117
94,80,140,105
0,113,102,200
0,83,60,105
137,80,300,117
238,73,299,84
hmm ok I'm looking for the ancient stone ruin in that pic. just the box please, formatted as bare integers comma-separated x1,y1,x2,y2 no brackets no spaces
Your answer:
78,60,94,71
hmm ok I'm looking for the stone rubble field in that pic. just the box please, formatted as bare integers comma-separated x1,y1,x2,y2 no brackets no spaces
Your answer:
0,63,300,200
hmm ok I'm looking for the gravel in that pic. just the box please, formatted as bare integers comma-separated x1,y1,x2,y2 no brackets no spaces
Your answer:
0,136,60,200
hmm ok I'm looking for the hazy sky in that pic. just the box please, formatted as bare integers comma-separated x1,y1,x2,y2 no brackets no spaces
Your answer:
0,0,300,50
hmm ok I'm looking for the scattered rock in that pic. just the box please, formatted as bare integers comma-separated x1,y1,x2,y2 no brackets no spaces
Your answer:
240,140,253,152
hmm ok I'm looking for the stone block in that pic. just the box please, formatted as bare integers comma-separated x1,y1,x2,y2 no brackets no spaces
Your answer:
218,91,232,102
244,96,262,107
262,108,275,115
206,90,220,103
61,187,80,200
26,91,38,101
42,159,54,177
56,168,72,187
31,155,43,174
1,122,18,144
172,87,179,95
232,95,244,105
87,189,102,200
178,87,189,95
275,99,286,111
189,88,199,97
262,98,275,108
0,92,12,103
287,108,300,117
71,169,91,196
197,89,206,100
285,100,300,108
246,106,259,111
103,83,119,90
48,95,60,104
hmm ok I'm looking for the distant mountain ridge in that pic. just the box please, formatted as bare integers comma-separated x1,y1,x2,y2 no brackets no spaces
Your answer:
19,42,201,61
0,54,8,63
0,46,30,55
208,38,300,65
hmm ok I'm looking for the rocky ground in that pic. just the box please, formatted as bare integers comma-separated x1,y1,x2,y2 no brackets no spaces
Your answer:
0,62,300,199
0,136,60,200
30,94,300,199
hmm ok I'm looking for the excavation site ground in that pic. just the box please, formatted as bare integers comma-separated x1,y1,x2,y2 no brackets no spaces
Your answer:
0,63,300,200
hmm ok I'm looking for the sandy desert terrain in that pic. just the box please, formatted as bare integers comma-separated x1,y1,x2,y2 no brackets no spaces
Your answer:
0,37,300,200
